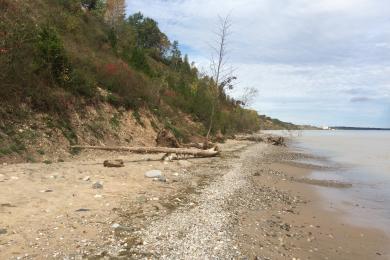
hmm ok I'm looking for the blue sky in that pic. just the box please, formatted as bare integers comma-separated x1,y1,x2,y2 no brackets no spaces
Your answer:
126,0,390,128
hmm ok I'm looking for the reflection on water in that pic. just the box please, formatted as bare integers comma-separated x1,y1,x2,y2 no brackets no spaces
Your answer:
270,130,390,235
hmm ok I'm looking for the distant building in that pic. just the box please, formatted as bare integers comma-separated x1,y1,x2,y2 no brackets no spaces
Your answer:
321,126,330,130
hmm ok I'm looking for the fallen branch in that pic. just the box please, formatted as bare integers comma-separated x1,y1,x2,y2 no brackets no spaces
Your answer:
235,134,286,146
71,145,220,158
103,159,124,168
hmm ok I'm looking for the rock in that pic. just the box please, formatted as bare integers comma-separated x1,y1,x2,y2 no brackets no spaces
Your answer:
145,170,162,178
92,181,103,189
0,174,6,182
75,208,90,212
0,228,7,235
177,160,192,167
40,189,53,193
157,176,167,182
103,159,124,168
112,223,121,229
2,163,7,166
83,176,91,181
111,223,133,231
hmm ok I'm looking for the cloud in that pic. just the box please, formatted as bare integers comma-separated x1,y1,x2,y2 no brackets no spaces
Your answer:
350,97,372,103
126,0,390,127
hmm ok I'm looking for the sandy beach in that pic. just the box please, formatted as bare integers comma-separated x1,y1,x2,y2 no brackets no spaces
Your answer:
0,138,389,259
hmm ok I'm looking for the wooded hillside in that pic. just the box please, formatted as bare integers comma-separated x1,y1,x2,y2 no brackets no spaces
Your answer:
0,0,295,162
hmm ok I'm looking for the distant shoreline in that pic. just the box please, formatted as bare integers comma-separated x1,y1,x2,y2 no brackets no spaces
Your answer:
329,127,390,131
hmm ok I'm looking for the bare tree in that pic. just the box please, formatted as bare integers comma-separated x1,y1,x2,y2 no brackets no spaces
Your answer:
206,14,236,143
239,87,259,107
105,0,126,30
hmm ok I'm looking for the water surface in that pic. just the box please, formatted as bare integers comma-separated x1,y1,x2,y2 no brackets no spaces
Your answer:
274,130,390,235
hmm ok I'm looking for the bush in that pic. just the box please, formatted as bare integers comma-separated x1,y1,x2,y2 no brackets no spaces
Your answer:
130,48,152,75
69,69,97,97
35,25,71,86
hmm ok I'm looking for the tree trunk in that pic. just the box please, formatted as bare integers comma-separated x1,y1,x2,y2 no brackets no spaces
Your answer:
71,145,220,157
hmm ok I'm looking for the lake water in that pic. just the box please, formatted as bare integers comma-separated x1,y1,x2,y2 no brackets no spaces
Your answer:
274,130,390,235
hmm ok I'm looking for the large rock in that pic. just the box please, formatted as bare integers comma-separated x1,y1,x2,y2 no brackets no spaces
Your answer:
144,170,162,178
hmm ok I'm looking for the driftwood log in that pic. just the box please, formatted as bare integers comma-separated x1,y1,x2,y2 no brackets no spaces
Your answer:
235,134,286,146
103,159,124,168
71,145,220,158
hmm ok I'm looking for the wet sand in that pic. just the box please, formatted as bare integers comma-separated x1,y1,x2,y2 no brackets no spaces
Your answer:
235,147,390,260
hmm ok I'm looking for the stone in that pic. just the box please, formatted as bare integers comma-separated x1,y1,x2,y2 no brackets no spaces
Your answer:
75,208,90,212
83,176,91,181
111,223,121,229
0,228,7,235
92,181,103,189
0,174,6,182
40,189,53,193
144,170,162,178
154,176,167,182
111,223,133,232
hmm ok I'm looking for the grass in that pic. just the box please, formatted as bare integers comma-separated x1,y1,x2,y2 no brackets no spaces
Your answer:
43,160,52,164
87,121,105,139
132,110,144,127
26,155,36,163
110,112,122,130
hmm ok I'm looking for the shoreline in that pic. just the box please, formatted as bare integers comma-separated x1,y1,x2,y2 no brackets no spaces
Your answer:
234,144,390,259
0,139,389,259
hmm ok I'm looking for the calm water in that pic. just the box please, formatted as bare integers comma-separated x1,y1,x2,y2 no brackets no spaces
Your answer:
273,130,390,235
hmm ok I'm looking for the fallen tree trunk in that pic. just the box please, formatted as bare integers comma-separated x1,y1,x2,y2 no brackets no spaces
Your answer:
235,134,286,146
71,145,220,157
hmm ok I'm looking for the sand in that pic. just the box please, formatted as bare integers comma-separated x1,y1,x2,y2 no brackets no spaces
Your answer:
0,139,389,259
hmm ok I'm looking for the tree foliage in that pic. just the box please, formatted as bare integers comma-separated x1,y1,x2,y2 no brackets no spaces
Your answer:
0,0,261,140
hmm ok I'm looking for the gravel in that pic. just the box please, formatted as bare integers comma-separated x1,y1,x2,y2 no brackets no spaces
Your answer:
98,143,307,259
106,144,268,259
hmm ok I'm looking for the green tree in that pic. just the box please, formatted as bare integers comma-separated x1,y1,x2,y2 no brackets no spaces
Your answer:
127,12,170,58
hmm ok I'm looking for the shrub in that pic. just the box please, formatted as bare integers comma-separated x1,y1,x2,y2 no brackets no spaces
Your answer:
35,25,71,86
69,69,97,97
130,48,152,75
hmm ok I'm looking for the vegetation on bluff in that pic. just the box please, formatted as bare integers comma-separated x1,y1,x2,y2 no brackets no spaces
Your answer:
0,0,296,161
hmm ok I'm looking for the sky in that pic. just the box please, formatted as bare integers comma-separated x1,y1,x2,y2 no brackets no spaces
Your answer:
125,0,390,128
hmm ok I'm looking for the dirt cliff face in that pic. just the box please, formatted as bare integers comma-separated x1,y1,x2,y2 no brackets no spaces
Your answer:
0,103,159,164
